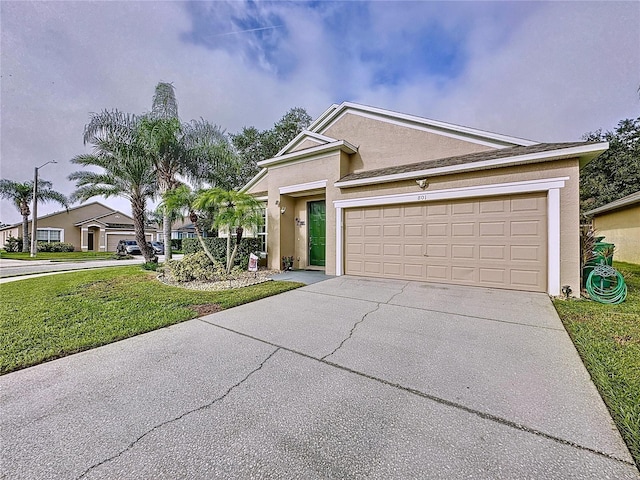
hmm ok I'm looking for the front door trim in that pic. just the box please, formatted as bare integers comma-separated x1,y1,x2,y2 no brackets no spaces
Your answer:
334,176,568,295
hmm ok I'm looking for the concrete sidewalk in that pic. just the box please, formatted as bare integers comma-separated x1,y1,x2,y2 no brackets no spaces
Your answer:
1,276,637,479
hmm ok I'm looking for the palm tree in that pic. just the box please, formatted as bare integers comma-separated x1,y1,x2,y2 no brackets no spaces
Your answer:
0,178,68,252
194,188,263,273
69,110,158,262
142,83,238,260
162,185,218,263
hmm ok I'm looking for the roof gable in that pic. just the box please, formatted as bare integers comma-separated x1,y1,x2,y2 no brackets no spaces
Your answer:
309,102,538,149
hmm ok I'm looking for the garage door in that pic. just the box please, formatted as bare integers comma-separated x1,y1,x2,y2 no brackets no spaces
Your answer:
344,193,547,292
106,233,150,252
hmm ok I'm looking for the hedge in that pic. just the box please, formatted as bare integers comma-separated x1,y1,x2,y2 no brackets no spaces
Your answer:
182,237,261,268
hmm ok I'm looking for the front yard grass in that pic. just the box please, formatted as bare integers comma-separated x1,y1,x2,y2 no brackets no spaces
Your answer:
553,261,640,467
0,266,303,375
0,251,115,261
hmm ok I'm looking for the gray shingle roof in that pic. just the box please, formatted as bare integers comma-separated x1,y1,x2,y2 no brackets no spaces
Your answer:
337,142,600,183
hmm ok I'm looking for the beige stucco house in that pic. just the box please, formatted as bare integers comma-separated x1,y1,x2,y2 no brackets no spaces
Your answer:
586,191,640,265
0,202,156,252
243,102,608,296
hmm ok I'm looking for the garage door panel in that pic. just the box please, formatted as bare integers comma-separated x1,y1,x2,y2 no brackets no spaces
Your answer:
511,245,541,261
344,193,547,292
480,222,505,236
511,220,541,236
426,244,447,258
404,244,423,257
427,223,448,237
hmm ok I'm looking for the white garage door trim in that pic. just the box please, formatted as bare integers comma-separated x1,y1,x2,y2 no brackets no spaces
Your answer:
334,176,568,296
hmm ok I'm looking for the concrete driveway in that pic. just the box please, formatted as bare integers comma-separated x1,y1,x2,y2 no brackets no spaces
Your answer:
1,276,637,479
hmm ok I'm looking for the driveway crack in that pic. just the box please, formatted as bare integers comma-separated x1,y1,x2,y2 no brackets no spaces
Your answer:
75,347,280,479
321,304,381,360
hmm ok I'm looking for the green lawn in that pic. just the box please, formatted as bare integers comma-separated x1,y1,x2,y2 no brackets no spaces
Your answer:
0,251,116,261
553,261,640,467
0,266,303,374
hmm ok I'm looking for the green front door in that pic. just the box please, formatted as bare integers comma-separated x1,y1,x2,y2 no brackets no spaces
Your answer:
308,200,326,267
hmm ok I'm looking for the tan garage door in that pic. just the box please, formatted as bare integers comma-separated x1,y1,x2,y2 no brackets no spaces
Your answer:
344,193,547,292
107,234,138,252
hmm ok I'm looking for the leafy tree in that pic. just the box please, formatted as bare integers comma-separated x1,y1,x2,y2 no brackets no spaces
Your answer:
581,117,640,213
69,110,158,262
161,185,218,264
0,178,68,252
194,189,263,273
231,107,312,187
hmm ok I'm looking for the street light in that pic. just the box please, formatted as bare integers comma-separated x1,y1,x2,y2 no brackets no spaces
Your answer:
30,160,57,257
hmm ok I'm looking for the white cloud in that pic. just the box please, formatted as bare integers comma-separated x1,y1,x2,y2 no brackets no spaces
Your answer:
2,1,638,225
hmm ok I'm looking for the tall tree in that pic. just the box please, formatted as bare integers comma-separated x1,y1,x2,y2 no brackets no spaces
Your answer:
581,117,640,213
142,83,237,259
70,110,158,262
0,178,68,252
162,185,218,263
194,188,263,273
231,107,312,187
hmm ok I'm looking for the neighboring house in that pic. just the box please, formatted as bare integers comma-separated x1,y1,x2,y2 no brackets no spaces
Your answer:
0,202,156,252
585,191,640,265
242,102,609,296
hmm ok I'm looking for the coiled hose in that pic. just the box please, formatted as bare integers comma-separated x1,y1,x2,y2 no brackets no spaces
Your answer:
586,264,627,304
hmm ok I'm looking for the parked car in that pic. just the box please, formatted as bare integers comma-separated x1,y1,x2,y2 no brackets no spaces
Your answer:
148,241,165,254
117,240,141,255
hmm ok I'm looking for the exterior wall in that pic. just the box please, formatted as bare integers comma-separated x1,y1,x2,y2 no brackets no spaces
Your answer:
290,138,323,153
0,226,22,246
266,153,343,274
322,113,495,174
593,205,640,264
247,174,269,196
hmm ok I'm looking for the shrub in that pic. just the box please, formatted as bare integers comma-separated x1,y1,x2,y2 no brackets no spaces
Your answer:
160,251,228,283
142,262,159,271
182,237,261,269
4,236,22,252
37,242,75,253
170,239,182,251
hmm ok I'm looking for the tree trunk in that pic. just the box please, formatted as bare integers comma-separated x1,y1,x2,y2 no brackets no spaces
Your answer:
227,244,239,274
22,214,29,253
191,212,217,264
132,196,157,263
226,234,232,272
163,207,172,260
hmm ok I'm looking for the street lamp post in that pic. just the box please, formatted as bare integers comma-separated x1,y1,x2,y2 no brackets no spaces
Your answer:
30,160,57,257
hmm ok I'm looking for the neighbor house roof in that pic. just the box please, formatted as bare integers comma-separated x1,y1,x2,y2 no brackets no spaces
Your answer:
0,201,116,230
585,190,640,217
334,141,608,188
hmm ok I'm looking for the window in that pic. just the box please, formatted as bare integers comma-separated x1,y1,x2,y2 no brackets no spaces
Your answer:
36,229,62,242
257,207,267,253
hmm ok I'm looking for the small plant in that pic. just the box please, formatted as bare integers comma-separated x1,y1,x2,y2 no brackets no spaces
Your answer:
37,242,75,253
141,262,160,271
160,251,227,282
112,253,133,260
4,236,22,253
282,256,294,271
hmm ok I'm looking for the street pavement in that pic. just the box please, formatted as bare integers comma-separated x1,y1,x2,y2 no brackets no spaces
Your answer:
0,255,182,282
1,276,637,479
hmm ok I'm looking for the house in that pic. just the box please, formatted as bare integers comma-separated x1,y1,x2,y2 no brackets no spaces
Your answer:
242,102,609,296
0,202,157,252
585,191,640,265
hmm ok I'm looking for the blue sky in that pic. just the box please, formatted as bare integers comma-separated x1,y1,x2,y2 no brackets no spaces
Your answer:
1,0,639,223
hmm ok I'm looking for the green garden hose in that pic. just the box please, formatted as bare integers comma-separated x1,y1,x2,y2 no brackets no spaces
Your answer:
586,264,627,304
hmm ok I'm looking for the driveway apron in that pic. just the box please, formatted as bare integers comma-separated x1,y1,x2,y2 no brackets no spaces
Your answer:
1,276,637,479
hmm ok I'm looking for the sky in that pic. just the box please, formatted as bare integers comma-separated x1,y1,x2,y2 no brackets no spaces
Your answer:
1,0,639,225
